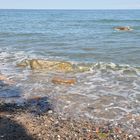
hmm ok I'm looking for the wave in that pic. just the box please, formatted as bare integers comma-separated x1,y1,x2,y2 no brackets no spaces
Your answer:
95,19,140,23
75,62,140,77
0,32,44,36
14,57,140,77
0,50,139,77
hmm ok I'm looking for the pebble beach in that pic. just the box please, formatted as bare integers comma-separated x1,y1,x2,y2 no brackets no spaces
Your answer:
0,101,140,140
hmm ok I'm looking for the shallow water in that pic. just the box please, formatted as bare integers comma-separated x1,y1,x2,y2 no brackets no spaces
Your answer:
0,10,140,133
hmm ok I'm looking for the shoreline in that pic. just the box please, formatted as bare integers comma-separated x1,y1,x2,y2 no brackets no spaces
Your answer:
0,60,140,139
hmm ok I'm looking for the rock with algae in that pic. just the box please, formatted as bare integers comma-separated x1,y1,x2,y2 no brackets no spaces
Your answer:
17,59,74,72
17,59,91,73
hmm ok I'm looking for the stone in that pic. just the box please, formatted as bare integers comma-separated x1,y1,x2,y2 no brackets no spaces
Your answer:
0,74,14,85
0,75,7,81
52,77,76,85
0,111,11,116
114,26,133,31
48,110,53,114
28,96,42,101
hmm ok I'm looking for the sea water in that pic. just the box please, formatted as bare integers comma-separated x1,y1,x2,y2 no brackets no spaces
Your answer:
0,10,140,132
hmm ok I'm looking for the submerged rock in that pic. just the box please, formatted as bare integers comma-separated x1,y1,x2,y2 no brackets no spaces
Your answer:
114,26,133,31
17,59,74,72
52,77,76,85
0,74,14,85
17,59,91,73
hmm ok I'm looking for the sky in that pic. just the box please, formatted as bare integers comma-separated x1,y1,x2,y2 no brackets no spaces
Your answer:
0,0,140,9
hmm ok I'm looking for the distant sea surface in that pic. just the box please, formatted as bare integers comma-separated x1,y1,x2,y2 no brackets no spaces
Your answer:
0,10,140,131
0,10,140,64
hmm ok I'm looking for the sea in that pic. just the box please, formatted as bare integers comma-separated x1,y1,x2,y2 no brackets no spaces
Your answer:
0,10,140,133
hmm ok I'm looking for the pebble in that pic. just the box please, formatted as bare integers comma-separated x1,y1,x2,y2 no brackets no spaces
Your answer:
48,110,53,114
38,133,41,136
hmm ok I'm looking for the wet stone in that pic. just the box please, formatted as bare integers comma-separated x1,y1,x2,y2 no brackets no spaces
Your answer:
52,77,76,85
114,26,133,31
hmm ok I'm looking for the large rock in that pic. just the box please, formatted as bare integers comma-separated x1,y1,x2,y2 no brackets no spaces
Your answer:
17,59,74,72
17,59,91,73
114,26,133,31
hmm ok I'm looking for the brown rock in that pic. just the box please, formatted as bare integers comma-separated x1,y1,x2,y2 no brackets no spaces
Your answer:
28,96,42,101
52,77,76,85
114,26,133,31
0,111,10,116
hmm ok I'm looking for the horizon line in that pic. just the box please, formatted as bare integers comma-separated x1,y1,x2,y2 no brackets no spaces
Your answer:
0,8,140,10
